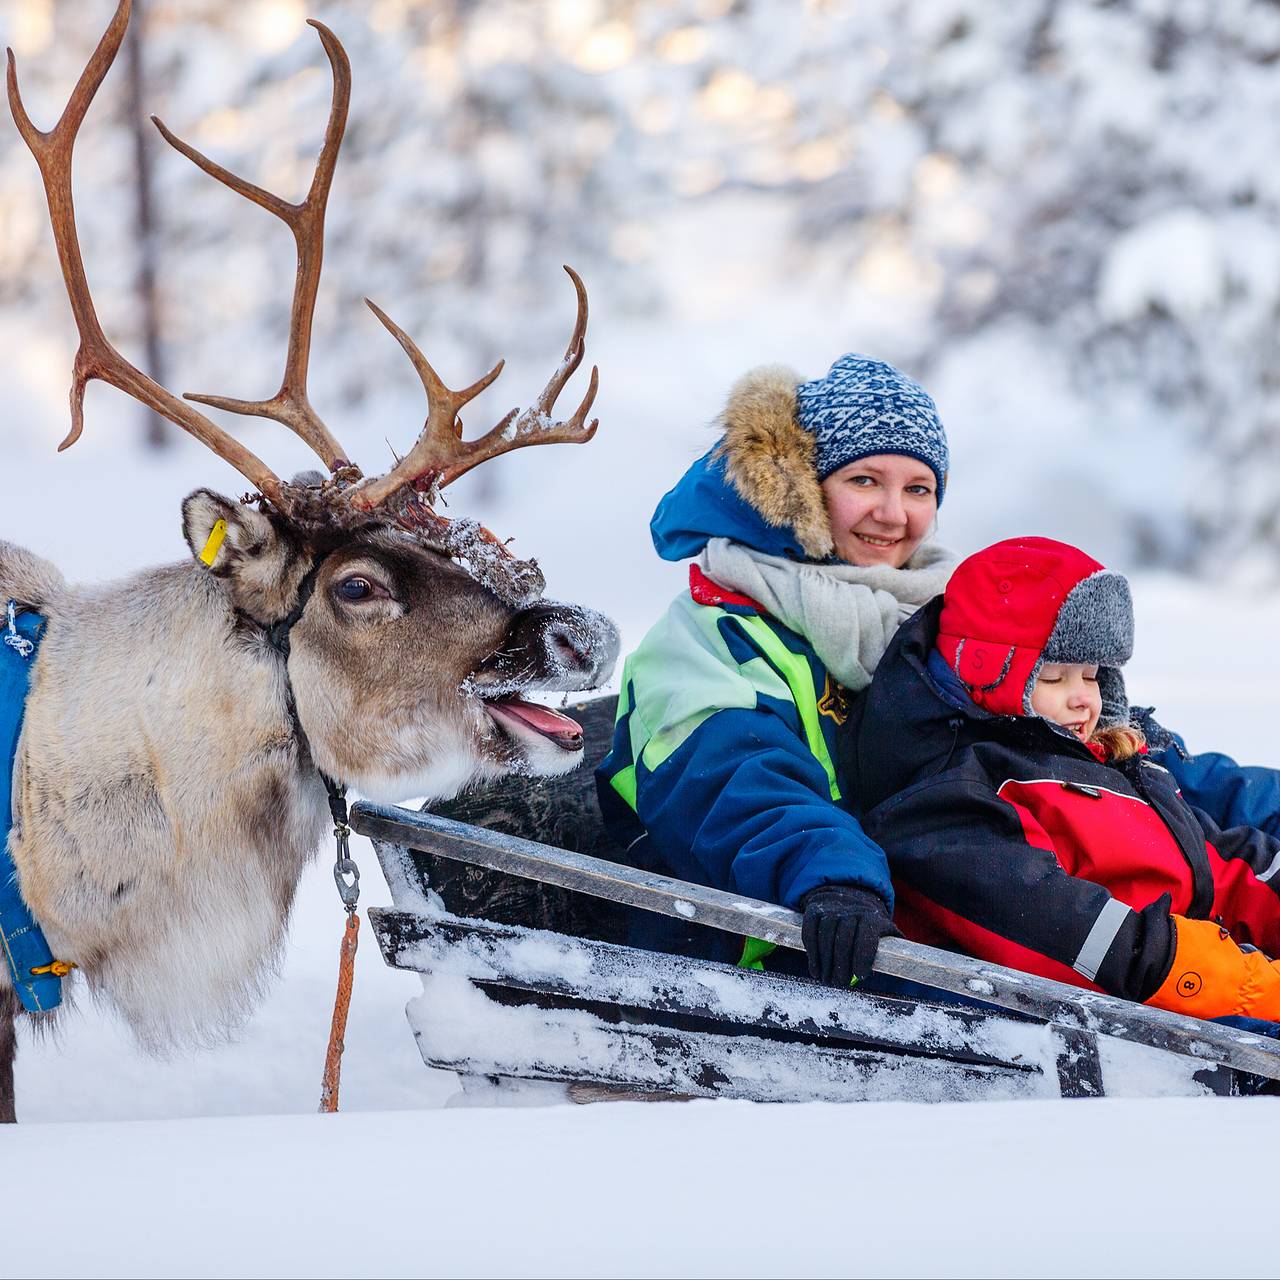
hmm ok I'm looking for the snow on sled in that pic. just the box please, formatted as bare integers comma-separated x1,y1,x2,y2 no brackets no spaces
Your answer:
350,697,1280,1103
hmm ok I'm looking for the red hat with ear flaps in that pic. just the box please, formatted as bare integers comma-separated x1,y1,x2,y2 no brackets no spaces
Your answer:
936,537,1134,726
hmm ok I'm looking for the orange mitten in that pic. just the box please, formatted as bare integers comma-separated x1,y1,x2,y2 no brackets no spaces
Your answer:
1148,915,1280,1022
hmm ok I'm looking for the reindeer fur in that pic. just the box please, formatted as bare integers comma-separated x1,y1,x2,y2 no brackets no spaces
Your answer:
0,495,615,1073
3,538,326,1049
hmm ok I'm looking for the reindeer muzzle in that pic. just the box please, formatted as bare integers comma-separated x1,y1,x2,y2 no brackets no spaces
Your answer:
493,603,620,693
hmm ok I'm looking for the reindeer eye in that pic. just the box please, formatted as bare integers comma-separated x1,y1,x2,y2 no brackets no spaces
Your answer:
337,576,374,601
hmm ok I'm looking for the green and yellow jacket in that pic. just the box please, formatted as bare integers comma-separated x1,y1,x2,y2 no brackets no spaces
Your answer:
596,366,893,962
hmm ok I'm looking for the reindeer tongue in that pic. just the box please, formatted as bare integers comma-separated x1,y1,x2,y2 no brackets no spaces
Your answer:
490,699,583,749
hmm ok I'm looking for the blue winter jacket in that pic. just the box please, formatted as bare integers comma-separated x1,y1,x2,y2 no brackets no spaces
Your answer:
1152,746,1280,840
596,447,893,963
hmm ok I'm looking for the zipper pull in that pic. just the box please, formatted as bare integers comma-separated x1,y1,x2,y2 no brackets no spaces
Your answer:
1062,781,1102,798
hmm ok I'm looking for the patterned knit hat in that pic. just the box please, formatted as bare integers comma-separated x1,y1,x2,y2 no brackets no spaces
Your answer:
795,354,949,502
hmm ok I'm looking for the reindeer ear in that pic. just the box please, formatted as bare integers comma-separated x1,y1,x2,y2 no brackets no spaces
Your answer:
182,490,275,576
182,489,308,622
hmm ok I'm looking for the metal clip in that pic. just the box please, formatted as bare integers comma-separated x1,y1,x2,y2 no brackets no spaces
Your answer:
323,777,360,914
332,825,360,914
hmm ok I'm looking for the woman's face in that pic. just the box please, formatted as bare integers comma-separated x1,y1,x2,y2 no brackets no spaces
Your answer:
820,454,939,568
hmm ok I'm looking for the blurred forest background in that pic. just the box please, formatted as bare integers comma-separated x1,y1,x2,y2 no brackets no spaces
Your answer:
3,0,1280,572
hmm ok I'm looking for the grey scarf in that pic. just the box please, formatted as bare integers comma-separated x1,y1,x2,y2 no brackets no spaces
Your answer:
699,537,958,692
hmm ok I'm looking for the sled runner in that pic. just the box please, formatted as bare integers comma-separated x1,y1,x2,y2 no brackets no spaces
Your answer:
351,698,1280,1102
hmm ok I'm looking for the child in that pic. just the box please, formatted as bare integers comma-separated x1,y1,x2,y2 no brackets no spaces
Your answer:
851,536,1280,1022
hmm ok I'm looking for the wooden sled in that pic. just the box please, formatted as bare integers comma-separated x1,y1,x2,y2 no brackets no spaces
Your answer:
351,698,1280,1103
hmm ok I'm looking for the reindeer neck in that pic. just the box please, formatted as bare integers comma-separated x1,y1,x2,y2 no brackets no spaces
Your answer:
231,551,350,824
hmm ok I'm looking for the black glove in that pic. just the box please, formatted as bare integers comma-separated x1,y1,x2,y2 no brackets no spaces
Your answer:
801,885,898,988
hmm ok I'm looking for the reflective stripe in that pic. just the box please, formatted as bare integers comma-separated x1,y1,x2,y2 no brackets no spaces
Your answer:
609,764,637,810
735,613,841,802
1256,848,1280,884
632,601,764,773
1073,898,1132,982
616,597,841,809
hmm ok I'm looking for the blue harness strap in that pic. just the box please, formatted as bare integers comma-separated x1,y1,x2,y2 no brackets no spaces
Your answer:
1,602,64,1013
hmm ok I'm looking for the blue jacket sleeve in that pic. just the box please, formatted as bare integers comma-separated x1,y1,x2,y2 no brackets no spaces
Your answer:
1156,746,1280,840
634,705,893,912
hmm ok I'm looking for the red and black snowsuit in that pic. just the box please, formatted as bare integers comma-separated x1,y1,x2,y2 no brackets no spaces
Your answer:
849,538,1280,1020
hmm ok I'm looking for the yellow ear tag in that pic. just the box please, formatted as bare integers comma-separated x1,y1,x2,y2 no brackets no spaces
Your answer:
199,518,228,567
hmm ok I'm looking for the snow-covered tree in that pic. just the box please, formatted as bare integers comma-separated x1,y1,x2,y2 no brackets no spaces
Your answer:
6,0,1280,563
643,0,1280,567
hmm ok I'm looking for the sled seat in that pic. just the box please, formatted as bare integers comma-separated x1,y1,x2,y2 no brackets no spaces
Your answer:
355,696,1280,1103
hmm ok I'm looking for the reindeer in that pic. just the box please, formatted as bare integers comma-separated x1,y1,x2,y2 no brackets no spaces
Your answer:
0,1,619,1121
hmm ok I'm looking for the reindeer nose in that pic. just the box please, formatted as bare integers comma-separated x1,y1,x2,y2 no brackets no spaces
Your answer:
512,603,620,689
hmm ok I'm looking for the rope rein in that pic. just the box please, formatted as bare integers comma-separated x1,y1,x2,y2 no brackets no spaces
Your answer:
3,602,34,659
258,554,362,1113
319,778,360,1114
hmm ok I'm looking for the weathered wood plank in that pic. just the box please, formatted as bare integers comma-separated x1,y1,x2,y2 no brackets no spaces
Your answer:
405,972,1053,1104
371,908,1051,1072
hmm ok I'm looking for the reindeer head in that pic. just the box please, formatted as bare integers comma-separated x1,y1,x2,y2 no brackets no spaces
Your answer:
9,0,619,801
179,488,615,800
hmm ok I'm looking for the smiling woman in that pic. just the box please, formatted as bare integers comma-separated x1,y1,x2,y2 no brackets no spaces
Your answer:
595,353,957,985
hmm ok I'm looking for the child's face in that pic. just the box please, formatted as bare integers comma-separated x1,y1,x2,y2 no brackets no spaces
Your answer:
820,454,938,568
1030,663,1101,741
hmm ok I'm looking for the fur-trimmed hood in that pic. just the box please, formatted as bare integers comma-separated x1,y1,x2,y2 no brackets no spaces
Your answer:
651,365,835,561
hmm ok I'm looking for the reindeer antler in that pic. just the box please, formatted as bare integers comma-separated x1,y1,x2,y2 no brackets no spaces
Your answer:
10,1,600,530
151,20,352,472
5,0,288,504
353,266,599,510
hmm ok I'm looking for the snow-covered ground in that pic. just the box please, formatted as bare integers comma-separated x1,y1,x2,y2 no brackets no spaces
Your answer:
6,1096,1278,1278
5,220,1280,1274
